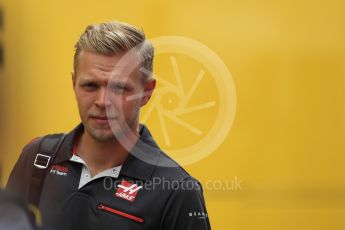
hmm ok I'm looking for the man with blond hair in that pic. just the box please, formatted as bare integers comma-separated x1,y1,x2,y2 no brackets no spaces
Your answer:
7,21,211,230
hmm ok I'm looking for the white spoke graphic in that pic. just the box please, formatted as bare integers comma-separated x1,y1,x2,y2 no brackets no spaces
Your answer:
170,56,185,98
142,61,213,143
155,77,178,90
109,36,236,166
164,111,202,136
157,103,171,146
141,68,177,89
174,101,216,116
178,69,205,109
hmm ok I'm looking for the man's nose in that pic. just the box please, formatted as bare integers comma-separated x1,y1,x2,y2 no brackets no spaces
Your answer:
95,87,111,108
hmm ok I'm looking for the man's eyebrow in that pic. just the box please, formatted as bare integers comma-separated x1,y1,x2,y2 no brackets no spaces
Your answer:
79,75,104,84
80,78,97,84
108,80,134,88
78,75,93,81
109,81,126,86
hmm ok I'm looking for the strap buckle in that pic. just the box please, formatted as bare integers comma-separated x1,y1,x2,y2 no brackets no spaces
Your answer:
34,154,51,169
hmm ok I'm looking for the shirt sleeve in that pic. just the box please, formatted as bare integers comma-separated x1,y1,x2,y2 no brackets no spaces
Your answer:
160,178,211,230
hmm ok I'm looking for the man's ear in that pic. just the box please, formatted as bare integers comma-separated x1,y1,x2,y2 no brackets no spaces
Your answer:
141,79,156,107
72,72,76,89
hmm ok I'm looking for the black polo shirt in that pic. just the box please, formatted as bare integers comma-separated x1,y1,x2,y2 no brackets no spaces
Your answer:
7,124,211,230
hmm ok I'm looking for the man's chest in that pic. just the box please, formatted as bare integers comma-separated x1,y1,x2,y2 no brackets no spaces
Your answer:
38,162,168,230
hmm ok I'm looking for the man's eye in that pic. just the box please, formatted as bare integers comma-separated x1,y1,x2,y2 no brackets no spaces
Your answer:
82,83,98,90
111,85,127,94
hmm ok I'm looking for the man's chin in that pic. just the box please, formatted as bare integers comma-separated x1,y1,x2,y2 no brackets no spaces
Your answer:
91,131,115,142
85,125,114,142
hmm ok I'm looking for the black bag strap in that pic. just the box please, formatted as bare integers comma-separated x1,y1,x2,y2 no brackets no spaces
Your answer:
28,133,67,207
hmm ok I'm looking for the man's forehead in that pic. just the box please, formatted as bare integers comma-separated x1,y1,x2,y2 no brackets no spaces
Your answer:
76,50,142,82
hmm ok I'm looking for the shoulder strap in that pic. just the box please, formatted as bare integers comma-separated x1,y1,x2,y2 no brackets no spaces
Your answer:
28,133,67,207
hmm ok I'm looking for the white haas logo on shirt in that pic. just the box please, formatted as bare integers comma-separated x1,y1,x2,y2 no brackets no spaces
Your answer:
115,180,142,202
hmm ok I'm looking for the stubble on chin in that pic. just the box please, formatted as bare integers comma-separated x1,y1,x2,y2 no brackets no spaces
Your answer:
85,124,115,142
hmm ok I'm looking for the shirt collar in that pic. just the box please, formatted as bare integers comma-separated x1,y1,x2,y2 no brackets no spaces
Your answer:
69,144,122,179
54,123,160,181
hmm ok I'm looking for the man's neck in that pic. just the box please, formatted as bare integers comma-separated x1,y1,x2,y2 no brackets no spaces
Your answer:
76,128,139,177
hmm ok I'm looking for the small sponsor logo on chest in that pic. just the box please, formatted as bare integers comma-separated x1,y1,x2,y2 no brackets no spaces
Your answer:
49,164,69,176
115,180,142,202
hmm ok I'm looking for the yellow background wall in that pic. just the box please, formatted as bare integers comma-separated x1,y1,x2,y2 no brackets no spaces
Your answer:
1,0,345,229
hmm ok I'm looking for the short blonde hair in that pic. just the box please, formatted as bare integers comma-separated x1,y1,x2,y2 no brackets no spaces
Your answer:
74,21,154,82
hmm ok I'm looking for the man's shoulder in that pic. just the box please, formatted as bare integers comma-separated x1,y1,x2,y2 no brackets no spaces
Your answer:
151,149,199,184
19,132,66,159
19,137,42,158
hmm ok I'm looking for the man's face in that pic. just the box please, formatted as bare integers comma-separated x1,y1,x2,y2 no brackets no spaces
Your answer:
72,50,155,142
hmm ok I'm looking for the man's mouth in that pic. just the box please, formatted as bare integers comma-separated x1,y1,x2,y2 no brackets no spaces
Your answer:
91,115,116,119
91,116,116,125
